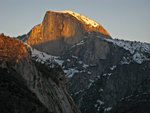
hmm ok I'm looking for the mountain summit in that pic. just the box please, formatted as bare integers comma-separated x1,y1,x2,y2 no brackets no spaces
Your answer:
52,10,110,35
27,10,111,55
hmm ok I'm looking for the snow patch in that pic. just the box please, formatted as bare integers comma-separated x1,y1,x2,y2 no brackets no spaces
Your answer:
74,89,84,95
64,68,79,78
87,71,92,74
71,40,85,48
102,73,112,79
99,88,104,92
56,10,100,27
104,107,112,112
121,56,131,64
28,46,64,66
79,70,86,73
102,74,107,76
94,104,98,108
67,59,70,62
76,40,85,46
105,39,150,64
105,39,150,54
87,79,94,89
110,66,116,70
97,100,104,105
108,73,112,76
83,64,89,68
95,100,105,111
79,61,83,64
72,55,78,59
133,52,149,64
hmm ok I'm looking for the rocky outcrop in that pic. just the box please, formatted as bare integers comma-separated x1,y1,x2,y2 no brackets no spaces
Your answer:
27,11,85,45
0,67,49,113
0,33,29,63
27,11,111,55
0,34,80,113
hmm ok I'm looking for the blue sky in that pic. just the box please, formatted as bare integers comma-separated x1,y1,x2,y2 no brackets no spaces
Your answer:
0,0,150,43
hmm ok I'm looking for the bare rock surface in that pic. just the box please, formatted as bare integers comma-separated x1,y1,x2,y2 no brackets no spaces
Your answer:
0,34,80,113
27,11,111,55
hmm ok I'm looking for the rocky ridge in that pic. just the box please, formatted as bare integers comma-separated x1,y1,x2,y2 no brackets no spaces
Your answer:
0,34,80,113
0,33,29,63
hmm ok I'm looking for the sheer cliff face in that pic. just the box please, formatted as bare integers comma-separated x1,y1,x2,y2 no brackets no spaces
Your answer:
27,11,111,55
0,34,80,113
28,11,85,45
0,67,50,113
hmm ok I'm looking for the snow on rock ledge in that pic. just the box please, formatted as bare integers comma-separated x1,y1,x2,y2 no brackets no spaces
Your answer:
56,10,100,27
105,39,150,54
27,45,64,66
105,39,150,64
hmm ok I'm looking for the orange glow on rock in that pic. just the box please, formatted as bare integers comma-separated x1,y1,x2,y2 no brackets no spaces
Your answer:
0,34,29,63
27,11,111,46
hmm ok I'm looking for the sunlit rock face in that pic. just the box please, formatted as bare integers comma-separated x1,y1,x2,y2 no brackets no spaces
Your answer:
27,11,85,45
0,34,29,63
27,11,111,55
